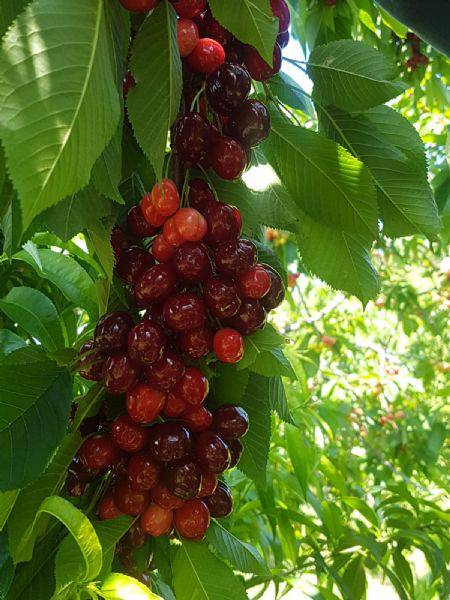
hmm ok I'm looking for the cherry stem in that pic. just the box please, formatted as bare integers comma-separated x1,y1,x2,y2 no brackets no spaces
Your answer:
190,83,206,113
197,164,219,202
164,149,173,180
180,168,190,207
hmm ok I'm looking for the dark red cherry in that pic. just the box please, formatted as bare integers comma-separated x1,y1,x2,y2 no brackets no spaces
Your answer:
200,11,233,47
260,263,285,310
120,0,158,11
163,293,206,332
173,242,212,283
116,246,155,286
164,460,202,499
183,405,213,432
134,264,177,306
78,340,105,381
174,499,210,539
277,30,289,49
111,227,128,261
237,264,271,299
145,351,185,391
188,178,215,212
94,312,134,351
152,235,176,263
128,320,166,366
69,456,100,483
127,452,162,491
126,383,166,423
79,434,119,470
176,113,211,166
227,299,266,335
111,414,149,453
151,483,185,510
198,471,218,497
228,438,244,468
148,422,192,463
127,205,157,238
244,43,282,81
204,275,241,319
211,136,246,180
214,238,257,275
114,480,149,516
98,493,122,520
270,0,290,32
104,352,140,395
187,38,226,74
163,388,188,418
213,405,249,440
227,99,270,148
205,480,233,517
206,63,251,115
140,504,173,536
203,202,240,246
195,431,231,474
171,0,205,19
175,367,209,406
180,326,214,359
225,41,245,64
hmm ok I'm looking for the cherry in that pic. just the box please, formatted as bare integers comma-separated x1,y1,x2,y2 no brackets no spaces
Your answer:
213,405,249,439
152,234,176,263
238,264,271,298
67,475,86,498
205,481,233,518
260,263,285,310
203,202,240,246
151,483,185,510
163,293,206,332
226,41,245,64
176,113,211,166
152,179,180,217
211,136,246,180
270,0,290,32
116,247,155,286
111,414,149,453
79,434,119,470
177,18,199,57
180,326,213,359
195,431,231,473
114,480,149,516
163,217,185,247
174,208,208,242
174,499,210,539
127,452,161,491
128,320,166,366
171,0,205,19
206,63,251,115
214,238,257,274
126,383,166,423
99,493,122,520
140,504,173,536
213,328,244,363
198,471,218,497
148,422,192,462
122,522,147,549
111,227,128,261
143,303,165,327
183,405,213,432
78,340,105,381
163,388,188,418
127,205,157,238
134,264,177,306
188,178,215,212
277,30,290,49
227,99,270,148
200,11,233,47
204,275,241,319
145,351,185,391
231,206,243,232
175,367,209,406
119,0,159,11
104,352,140,395
228,438,244,468
244,43,282,81
141,193,167,228
187,38,226,74
69,456,100,483
164,459,202,499
94,311,134,351
227,299,266,335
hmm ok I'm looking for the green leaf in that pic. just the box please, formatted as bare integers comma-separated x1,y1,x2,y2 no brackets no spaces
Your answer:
0,0,120,228
0,0,30,39
269,72,315,116
100,573,162,599
286,424,315,498
250,347,296,379
0,329,26,358
208,0,278,66
264,110,378,244
127,3,181,180
268,376,293,424
92,124,124,204
95,516,134,581
1,191,22,257
0,490,19,530
239,323,286,370
0,287,65,351
307,40,407,112
212,364,249,406
206,521,269,576
341,496,379,528
342,556,366,600
173,540,247,600
87,219,115,281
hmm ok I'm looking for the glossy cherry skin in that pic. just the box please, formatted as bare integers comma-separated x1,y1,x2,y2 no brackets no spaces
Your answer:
206,63,251,115
148,422,192,463
152,235,177,263
140,504,173,536
228,438,244,468
163,217,185,247
111,227,128,261
277,30,290,49
152,179,180,217
205,481,233,518
195,431,231,474
211,136,247,180
244,43,282,81
203,202,240,246
151,483,185,510
183,405,213,432
141,193,166,227
69,455,100,483
128,320,166,366
188,178,215,212
213,328,244,364
163,293,206,332
127,452,162,491
260,263,285,310
227,99,270,148
238,264,271,299
213,405,249,440
79,435,119,470
204,275,241,319
171,0,205,19
270,0,290,32
164,459,202,499
176,113,212,166
174,209,208,242
214,238,257,275
175,367,209,406
145,351,185,391
163,388,188,418
180,326,214,359
99,493,122,520
198,471,218,497
104,352,140,395
116,247,155,286
78,340,105,381
111,414,149,453
227,299,266,335
177,18,199,57
126,383,166,423
127,205,157,238
94,312,134,351
187,38,226,74
200,11,233,47
114,480,149,516
134,264,177,306
120,0,158,11
174,499,210,539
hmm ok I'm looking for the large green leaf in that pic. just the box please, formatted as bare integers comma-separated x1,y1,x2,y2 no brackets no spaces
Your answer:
100,573,162,599
0,347,72,492
127,2,182,180
269,72,315,116
0,0,120,228
0,287,65,351
87,219,115,281
264,110,378,243
250,347,296,379
342,556,366,599
1,191,22,257
208,0,278,66
238,323,286,370
268,376,293,424
0,490,19,531
0,329,26,358
95,516,134,581
212,364,249,407
307,40,407,112
0,0,29,39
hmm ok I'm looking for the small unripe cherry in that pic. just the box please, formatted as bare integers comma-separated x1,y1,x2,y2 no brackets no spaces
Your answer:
177,18,199,57
173,208,208,241
152,179,180,217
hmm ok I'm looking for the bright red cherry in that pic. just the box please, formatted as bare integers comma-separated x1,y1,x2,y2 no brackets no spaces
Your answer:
206,63,251,115
152,179,180,217
94,312,134,351
152,234,177,263
213,404,249,439
127,205,157,238
228,438,244,468
114,480,149,516
171,0,205,18
175,367,209,406
211,136,246,180
187,38,226,74
200,11,233,47
141,193,166,227
227,99,271,148
198,471,218,497
116,246,155,286
127,452,161,491
173,242,212,283
244,43,282,81
134,264,177,306
162,217,185,247
145,351,185,391
227,299,266,335
270,0,291,32
140,504,173,536
175,113,212,166
204,275,241,319
188,178,215,212
164,460,202,499
163,388,188,418
148,422,192,463
177,18,199,57
126,383,166,423
238,265,271,298
183,405,213,432
119,0,159,11
203,202,240,246
104,352,140,395
111,414,149,453
173,208,208,242
163,293,206,332
180,326,213,359
151,483,185,510
98,493,122,520
213,328,244,363
78,340,105,381
79,435,119,470
214,238,257,274
205,481,233,518
260,263,285,310
128,320,166,366
174,499,210,540
195,431,231,473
